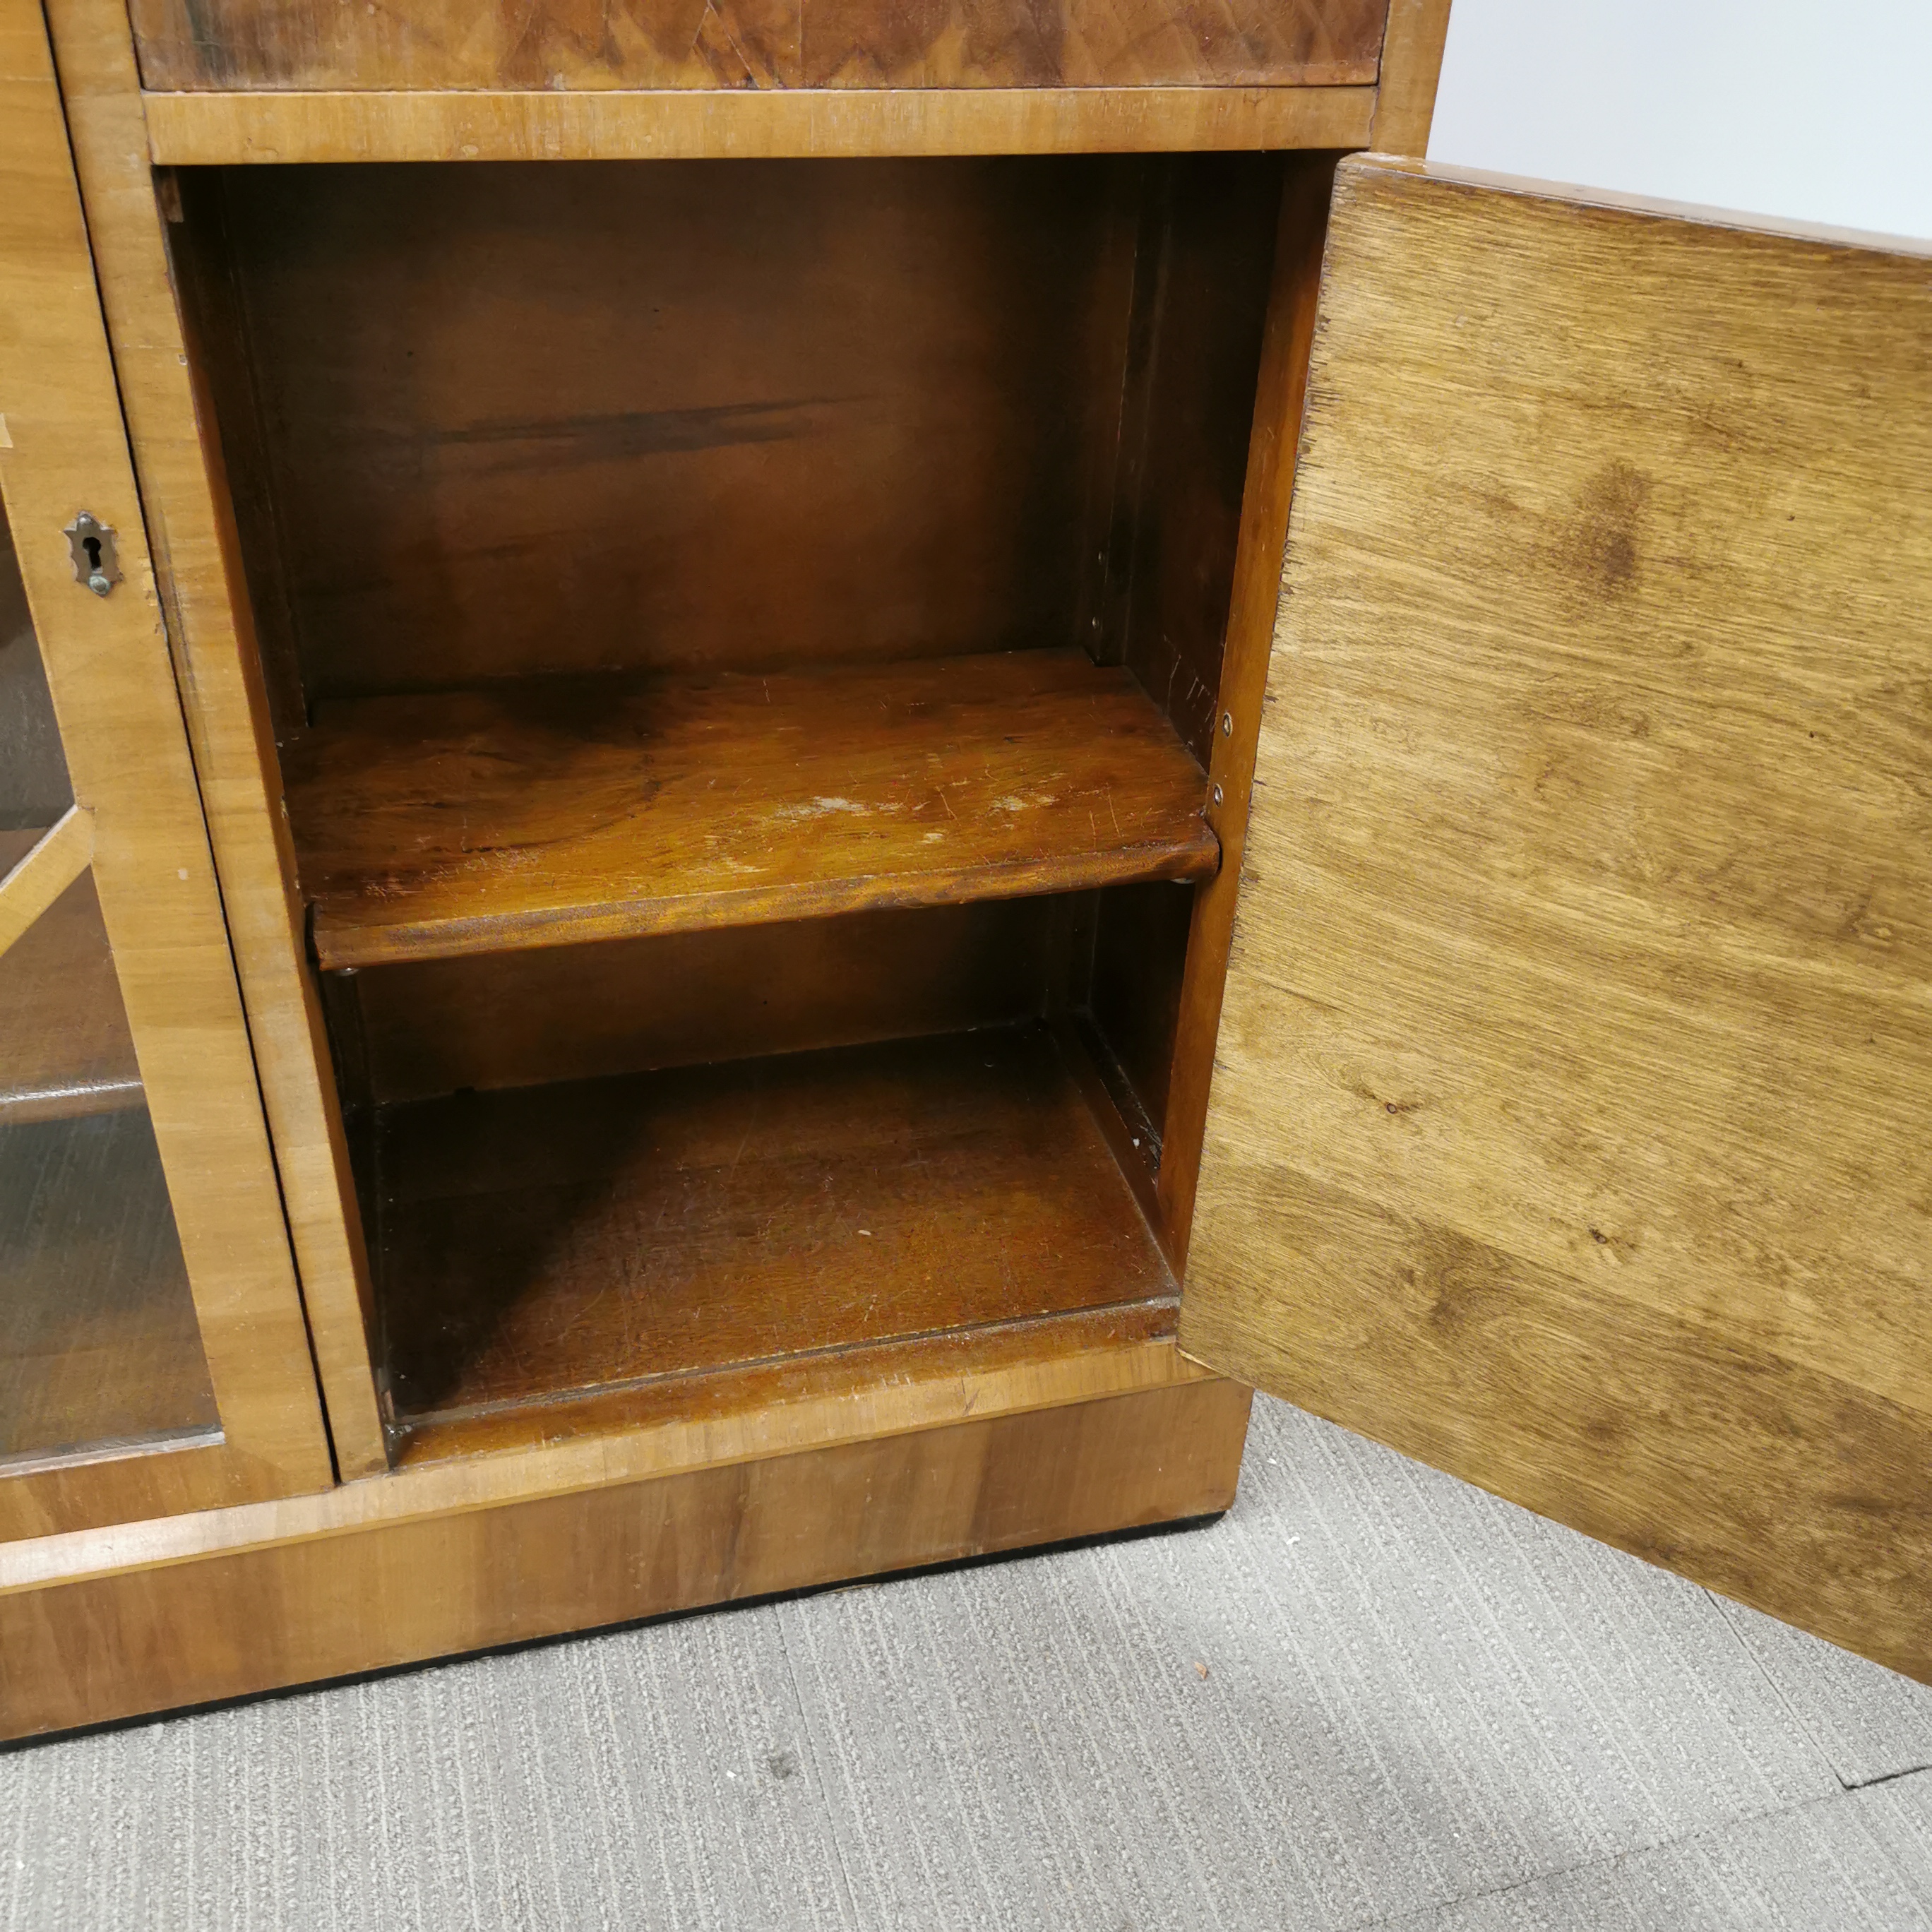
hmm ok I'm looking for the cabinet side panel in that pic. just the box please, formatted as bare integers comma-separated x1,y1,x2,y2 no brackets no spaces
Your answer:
1368,0,1451,156
1153,151,1337,1264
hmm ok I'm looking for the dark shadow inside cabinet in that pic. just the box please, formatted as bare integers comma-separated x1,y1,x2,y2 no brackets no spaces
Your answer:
167,149,1308,1453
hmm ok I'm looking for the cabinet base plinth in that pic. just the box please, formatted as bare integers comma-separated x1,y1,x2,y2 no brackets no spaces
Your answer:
0,1377,1252,1739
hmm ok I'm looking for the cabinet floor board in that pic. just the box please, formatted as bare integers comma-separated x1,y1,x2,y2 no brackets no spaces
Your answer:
374,1020,1176,1426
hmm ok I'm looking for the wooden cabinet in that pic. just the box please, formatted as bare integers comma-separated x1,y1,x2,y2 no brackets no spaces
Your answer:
2,0,1926,1740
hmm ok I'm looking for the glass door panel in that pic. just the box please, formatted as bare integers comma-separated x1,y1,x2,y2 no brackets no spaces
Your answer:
0,501,220,1470
0,0,336,1539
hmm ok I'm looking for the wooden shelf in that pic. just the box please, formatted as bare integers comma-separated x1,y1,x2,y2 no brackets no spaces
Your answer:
0,829,142,1126
290,649,1217,970
374,1021,1176,1428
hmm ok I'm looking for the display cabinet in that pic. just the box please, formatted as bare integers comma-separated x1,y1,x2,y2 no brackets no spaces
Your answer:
1,0,1925,1739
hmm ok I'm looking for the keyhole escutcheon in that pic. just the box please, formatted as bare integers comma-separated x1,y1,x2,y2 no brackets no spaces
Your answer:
64,512,120,597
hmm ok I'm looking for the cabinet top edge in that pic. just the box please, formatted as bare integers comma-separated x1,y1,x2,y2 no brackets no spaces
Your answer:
1340,153,1932,261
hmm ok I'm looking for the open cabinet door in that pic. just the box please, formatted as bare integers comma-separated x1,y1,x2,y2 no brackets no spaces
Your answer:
1181,155,1932,1681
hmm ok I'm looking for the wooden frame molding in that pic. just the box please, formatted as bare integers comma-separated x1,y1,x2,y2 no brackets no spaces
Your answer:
0,0,335,1533
1368,0,1453,155
139,83,1378,165
43,0,391,1478
0,806,93,959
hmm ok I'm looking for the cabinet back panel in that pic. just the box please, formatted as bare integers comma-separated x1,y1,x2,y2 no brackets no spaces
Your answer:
200,157,1147,703
350,896,1073,1104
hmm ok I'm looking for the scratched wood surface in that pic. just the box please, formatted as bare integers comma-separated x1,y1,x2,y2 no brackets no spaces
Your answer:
390,1299,1183,1465
1183,159,1932,1682
127,0,1387,91
289,651,1217,968
376,1022,1175,1423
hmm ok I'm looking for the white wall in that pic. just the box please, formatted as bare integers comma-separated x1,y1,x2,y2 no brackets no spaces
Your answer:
1427,0,1932,244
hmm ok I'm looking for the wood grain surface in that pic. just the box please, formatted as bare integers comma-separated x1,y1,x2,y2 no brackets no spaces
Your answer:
0,0,337,1527
0,806,91,959
141,80,1379,164
290,652,1216,968
126,0,1385,91
1157,153,1335,1268
0,1368,1249,1738
376,1022,1175,1423
2,1320,1216,1586
393,1297,1182,1465
350,897,1073,1105
43,0,392,1477
0,830,141,1123
197,157,1143,705
1114,155,1283,767
1183,159,1932,1681
1368,0,1452,154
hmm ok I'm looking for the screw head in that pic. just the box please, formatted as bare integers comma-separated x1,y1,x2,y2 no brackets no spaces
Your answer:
1212,784,1224,807
1221,712,1233,737
87,573,112,597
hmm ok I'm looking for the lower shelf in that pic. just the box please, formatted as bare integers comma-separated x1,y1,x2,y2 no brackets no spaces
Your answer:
374,1020,1174,1432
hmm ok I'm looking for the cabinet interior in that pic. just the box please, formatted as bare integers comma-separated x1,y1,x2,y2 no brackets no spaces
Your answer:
169,150,1299,1456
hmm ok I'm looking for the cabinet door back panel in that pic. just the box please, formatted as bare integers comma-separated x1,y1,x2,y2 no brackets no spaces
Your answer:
1184,159,1932,1681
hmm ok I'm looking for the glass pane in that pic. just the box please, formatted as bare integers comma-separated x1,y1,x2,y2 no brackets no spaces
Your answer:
0,499,218,1466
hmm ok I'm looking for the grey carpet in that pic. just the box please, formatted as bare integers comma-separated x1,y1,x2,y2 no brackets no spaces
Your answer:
4,1394,1928,1930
